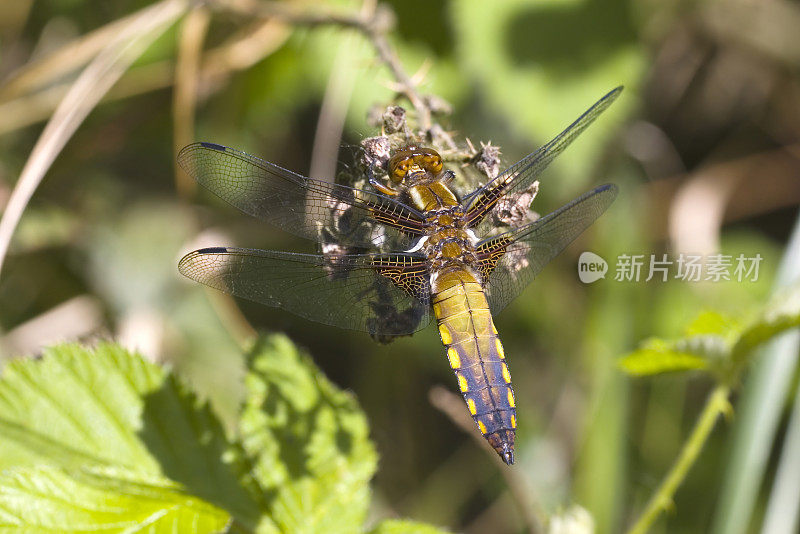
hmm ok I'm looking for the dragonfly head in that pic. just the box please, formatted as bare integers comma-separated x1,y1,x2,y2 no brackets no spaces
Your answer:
388,146,444,185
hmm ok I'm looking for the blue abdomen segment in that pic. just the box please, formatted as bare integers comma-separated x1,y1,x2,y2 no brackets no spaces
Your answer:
432,270,517,465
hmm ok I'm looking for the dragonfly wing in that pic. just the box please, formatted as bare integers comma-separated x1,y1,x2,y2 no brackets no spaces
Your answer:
463,87,622,230
476,184,618,315
179,143,426,249
178,247,432,336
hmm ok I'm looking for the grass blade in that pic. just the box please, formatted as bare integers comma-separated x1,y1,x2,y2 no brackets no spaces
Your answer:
0,0,188,278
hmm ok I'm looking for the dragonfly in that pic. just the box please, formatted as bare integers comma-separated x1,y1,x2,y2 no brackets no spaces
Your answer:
178,87,622,465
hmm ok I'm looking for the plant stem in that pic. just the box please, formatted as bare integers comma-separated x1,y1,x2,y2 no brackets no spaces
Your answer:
627,384,731,534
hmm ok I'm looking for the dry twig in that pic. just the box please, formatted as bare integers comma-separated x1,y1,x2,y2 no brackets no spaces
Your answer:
173,6,212,196
429,385,548,534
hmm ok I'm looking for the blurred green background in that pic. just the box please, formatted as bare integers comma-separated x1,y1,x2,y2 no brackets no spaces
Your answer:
1,0,799,532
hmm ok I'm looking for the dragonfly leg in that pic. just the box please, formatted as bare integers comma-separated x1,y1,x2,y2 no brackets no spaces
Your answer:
368,164,399,196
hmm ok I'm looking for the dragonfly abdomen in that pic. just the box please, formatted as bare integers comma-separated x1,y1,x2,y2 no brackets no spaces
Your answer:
432,269,517,465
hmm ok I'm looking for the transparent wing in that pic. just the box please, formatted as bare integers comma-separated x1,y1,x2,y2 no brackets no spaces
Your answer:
179,143,426,249
464,87,622,230
179,247,432,336
478,184,618,315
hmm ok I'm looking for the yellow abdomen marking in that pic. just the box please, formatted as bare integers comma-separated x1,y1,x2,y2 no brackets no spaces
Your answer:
467,398,477,415
507,388,515,408
478,421,488,434
495,339,505,359
447,347,461,369
501,362,511,383
439,324,452,345
457,374,468,392
492,322,498,335
511,414,516,428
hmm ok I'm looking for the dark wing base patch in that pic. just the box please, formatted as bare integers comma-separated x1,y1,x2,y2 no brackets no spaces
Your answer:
479,184,619,315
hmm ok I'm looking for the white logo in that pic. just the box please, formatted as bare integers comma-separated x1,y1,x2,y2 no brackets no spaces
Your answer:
578,252,608,283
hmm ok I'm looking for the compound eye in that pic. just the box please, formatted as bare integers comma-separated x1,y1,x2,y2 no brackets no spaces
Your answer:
428,155,443,174
391,163,407,183
417,150,443,174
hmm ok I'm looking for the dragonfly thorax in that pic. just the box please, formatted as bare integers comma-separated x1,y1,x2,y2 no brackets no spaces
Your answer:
423,224,480,279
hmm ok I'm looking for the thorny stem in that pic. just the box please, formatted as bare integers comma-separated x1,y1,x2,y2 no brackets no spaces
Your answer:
627,384,732,534
215,0,457,148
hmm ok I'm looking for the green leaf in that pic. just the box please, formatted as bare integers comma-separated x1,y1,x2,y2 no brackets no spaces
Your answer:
684,311,741,339
368,519,451,534
619,313,741,377
0,343,162,471
0,339,448,533
733,281,800,362
619,338,710,376
239,335,378,534
0,465,229,533
0,343,262,530
619,283,800,378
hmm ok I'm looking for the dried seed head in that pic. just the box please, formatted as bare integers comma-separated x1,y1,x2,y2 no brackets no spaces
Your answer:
504,243,531,275
321,240,350,258
321,240,355,280
367,304,426,344
360,136,393,170
476,142,502,180
382,105,407,134
492,181,540,228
